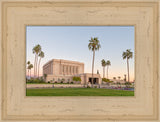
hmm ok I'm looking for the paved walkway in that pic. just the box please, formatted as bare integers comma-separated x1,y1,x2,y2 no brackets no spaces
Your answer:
26,84,134,91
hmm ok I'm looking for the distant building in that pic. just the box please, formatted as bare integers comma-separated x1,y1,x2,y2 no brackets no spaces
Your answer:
43,59,102,84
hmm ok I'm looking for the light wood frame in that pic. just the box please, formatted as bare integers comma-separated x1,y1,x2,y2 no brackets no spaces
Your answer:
0,0,159,121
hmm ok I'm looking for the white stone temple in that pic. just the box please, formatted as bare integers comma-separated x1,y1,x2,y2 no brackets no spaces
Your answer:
43,59,102,84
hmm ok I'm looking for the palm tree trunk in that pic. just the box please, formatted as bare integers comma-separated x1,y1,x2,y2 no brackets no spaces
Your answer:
127,58,130,82
34,54,36,78
103,67,105,78
28,69,29,78
35,54,38,78
30,69,31,78
38,58,41,78
91,49,95,88
102,66,105,85
107,66,108,79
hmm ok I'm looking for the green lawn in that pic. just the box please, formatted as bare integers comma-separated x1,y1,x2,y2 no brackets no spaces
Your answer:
26,88,134,96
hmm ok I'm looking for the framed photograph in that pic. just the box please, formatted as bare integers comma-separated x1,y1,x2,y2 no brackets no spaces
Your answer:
0,0,159,121
26,25,135,97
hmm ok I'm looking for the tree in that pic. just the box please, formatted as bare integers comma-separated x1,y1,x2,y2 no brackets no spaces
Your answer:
106,60,111,79
27,61,30,65
28,64,33,78
113,77,116,80
27,61,30,77
101,59,107,78
38,51,44,78
118,76,121,80
122,49,133,82
88,37,101,87
124,74,127,81
97,70,99,74
32,44,41,78
43,74,47,82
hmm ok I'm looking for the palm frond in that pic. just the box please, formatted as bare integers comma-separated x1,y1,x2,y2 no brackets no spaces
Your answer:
106,60,111,66
122,49,133,59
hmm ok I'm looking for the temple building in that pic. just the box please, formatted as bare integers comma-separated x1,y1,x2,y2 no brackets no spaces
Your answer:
43,59,102,84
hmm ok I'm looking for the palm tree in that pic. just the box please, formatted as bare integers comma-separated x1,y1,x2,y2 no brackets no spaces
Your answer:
32,44,41,78
29,64,33,78
27,61,30,65
88,37,101,87
106,60,111,79
97,70,99,74
38,51,44,78
118,76,121,80
27,61,30,77
124,74,127,81
101,59,107,78
122,49,133,82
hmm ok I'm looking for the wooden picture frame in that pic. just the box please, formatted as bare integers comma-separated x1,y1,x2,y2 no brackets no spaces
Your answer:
0,0,159,121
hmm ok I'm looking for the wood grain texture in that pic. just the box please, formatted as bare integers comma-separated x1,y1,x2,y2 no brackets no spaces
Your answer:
0,0,159,121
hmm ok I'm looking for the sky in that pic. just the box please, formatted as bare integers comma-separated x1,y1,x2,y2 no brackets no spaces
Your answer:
26,26,135,81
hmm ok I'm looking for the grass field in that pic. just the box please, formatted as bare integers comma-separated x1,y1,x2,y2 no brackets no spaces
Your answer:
26,88,134,96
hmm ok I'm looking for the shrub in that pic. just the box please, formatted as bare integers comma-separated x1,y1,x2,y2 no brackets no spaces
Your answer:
72,76,81,82
116,82,121,85
40,77,43,80
124,82,132,88
125,82,131,85
61,78,65,82
27,78,45,83
48,81,50,83
102,78,112,83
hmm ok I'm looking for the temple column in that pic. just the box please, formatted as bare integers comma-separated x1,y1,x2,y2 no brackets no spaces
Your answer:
67,66,69,75
74,66,76,75
66,66,67,75
60,64,63,75
64,65,66,75
76,66,78,74
73,66,75,75
71,66,72,75
77,67,79,74
66,66,68,75
68,66,69,75
63,65,64,75
71,66,73,75
74,66,76,74
69,66,71,75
